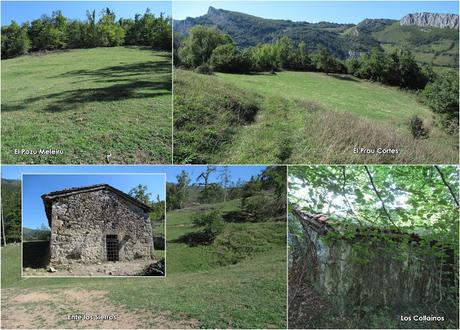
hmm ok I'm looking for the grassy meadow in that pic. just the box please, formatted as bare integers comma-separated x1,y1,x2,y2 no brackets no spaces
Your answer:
2,47,172,164
173,69,458,164
1,199,287,328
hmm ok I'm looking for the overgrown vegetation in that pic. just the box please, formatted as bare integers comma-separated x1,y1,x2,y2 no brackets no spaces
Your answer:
289,165,459,329
1,8,171,59
1,179,21,245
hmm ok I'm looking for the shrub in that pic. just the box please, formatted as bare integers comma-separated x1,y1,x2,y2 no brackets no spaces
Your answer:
242,194,278,222
195,63,214,75
210,44,251,73
192,209,224,241
422,71,459,132
409,115,429,139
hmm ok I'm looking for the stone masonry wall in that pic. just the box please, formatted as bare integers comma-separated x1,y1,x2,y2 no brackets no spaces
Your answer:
50,190,154,264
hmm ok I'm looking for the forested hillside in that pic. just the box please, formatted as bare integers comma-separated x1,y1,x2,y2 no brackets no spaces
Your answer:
174,7,458,68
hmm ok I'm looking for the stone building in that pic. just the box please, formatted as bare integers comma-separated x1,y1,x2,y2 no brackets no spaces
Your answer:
42,184,154,264
291,207,455,314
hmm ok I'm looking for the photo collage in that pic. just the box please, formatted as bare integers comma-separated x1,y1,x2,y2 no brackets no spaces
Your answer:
1,0,459,329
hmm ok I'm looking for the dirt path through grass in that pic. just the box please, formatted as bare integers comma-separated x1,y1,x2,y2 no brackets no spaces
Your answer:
1,288,199,329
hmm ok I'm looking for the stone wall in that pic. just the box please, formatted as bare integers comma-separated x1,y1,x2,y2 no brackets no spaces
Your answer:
50,190,154,264
292,210,455,314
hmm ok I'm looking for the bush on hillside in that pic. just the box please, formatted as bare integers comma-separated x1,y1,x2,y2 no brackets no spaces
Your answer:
409,115,429,139
422,71,459,133
192,209,224,241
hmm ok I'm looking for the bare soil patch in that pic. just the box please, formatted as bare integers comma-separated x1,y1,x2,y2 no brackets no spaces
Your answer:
2,288,199,329
23,260,155,277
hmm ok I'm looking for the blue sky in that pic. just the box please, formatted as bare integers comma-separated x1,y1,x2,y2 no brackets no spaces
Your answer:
2,165,268,229
22,173,166,229
1,1,172,25
173,1,459,23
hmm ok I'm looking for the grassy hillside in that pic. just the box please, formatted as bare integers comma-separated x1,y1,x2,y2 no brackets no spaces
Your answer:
2,47,172,164
173,69,458,164
373,22,459,68
2,199,287,328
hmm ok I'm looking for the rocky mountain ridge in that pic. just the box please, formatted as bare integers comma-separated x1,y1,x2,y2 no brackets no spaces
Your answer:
400,12,459,29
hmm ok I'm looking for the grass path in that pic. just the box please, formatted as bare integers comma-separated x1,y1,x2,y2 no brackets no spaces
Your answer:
2,47,172,164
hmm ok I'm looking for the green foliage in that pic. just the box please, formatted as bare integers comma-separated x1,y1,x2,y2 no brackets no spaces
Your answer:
422,70,459,132
195,62,214,75
210,43,251,73
241,166,287,221
128,184,152,206
351,47,428,89
289,165,459,244
178,25,233,68
1,180,21,245
409,115,430,139
1,8,171,59
192,209,225,241
1,21,30,59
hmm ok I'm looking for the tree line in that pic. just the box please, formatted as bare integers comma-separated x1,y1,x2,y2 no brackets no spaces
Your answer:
176,25,459,133
1,8,172,59
167,166,286,219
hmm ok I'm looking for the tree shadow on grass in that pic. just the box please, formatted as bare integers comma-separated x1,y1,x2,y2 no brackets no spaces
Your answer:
170,231,213,247
29,80,171,113
328,74,361,83
60,60,172,80
3,59,172,113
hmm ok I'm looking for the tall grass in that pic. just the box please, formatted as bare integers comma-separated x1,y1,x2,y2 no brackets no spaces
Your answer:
174,69,458,164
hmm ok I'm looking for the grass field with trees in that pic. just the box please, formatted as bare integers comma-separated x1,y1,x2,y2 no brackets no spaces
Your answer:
1,166,287,328
1,6,172,164
173,19,459,164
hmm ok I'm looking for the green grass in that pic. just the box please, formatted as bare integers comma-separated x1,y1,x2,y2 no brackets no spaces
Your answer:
174,69,458,164
2,199,287,328
2,47,172,164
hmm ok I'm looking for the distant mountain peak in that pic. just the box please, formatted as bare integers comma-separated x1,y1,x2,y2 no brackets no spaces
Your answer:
400,12,459,29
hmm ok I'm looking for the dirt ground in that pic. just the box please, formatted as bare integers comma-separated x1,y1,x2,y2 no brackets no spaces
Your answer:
288,272,329,329
22,260,155,276
1,288,199,329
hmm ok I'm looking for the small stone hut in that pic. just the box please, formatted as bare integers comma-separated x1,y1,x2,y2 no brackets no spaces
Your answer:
42,184,154,264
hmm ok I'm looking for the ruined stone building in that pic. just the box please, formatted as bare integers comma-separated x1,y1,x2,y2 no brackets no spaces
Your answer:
42,184,154,264
291,207,456,313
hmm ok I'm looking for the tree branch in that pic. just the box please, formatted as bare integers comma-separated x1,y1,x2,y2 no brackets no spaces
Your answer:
434,165,459,207
364,166,400,231
341,167,363,226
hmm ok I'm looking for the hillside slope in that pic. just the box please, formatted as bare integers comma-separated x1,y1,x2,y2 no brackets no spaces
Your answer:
1,199,287,328
174,7,459,67
174,69,458,164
